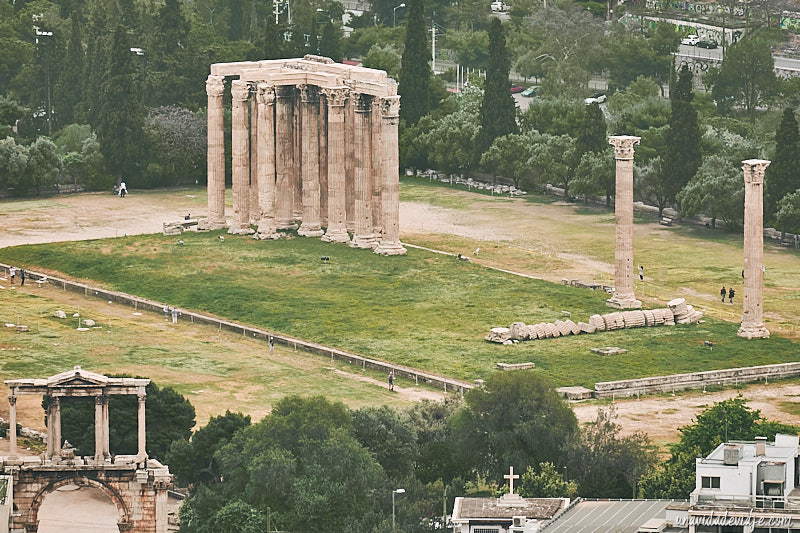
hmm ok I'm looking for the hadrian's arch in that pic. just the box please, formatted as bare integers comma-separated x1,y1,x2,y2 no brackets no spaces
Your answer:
29,475,129,532
203,54,407,255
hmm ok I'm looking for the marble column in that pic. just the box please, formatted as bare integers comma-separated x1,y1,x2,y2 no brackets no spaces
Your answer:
738,159,771,339
351,94,378,249
52,396,61,458
102,395,110,458
137,394,147,459
230,80,254,235
375,96,407,256
94,395,104,461
345,95,356,232
7,394,16,457
322,88,351,243
293,88,303,221
371,97,384,238
607,136,642,309
319,94,329,227
249,94,260,225
205,75,227,229
298,85,324,237
275,86,298,230
254,83,279,240
46,396,55,459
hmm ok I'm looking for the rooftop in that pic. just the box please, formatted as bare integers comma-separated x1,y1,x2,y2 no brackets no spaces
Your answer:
452,494,566,521
540,499,682,533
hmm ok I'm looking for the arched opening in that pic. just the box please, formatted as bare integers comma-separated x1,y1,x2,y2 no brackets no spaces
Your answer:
37,484,120,533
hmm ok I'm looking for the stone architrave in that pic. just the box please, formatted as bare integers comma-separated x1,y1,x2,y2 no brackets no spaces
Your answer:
738,159,771,339
229,80,254,235
254,83,279,239
298,84,325,237
606,135,642,309
351,94,378,249
371,97,383,238
275,86,297,230
249,95,260,225
205,75,227,229
375,96,407,255
321,87,351,244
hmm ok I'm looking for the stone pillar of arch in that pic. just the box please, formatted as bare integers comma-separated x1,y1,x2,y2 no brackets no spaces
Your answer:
94,395,105,462
738,159,771,339
254,83,279,240
7,394,17,457
275,86,297,230
52,397,61,458
371,97,384,238
351,94,378,249
322,87,351,244
298,84,325,237
230,80,254,235
606,135,642,309
375,96,407,256
137,394,147,459
345,95,356,233
205,75,227,229
249,94,260,225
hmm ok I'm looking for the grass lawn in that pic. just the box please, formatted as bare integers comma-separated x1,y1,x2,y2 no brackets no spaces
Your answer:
2,228,798,388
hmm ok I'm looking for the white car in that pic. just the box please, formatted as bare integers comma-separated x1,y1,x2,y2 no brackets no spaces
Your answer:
681,35,700,46
584,93,607,105
491,1,507,11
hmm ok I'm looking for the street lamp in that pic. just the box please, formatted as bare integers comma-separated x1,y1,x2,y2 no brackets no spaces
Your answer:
392,488,405,530
33,18,54,136
393,3,406,26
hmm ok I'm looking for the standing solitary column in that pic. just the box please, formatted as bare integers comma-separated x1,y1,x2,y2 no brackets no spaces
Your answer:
52,396,61,458
322,88,351,243
254,83,279,240
607,135,642,309
298,85,324,237
739,159,771,339
375,96,406,256
8,394,17,457
137,394,147,459
230,80,254,235
352,94,378,249
205,75,227,229
46,396,55,459
102,395,110,458
275,86,297,230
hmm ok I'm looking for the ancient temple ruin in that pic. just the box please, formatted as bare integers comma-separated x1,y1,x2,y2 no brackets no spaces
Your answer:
204,55,406,255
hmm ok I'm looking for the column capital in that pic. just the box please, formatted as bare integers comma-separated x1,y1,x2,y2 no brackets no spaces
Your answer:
380,96,401,119
8,395,16,405
355,93,373,112
742,159,770,184
95,395,104,405
299,84,318,103
257,83,276,105
206,75,225,97
231,79,250,102
608,135,640,160
323,87,349,107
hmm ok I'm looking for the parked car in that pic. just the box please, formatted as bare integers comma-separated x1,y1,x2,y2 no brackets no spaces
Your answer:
681,35,700,46
510,85,524,94
697,40,718,49
491,1,507,11
584,92,607,105
521,85,539,97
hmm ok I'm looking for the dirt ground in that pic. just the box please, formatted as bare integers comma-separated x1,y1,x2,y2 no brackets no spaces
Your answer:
1,189,798,444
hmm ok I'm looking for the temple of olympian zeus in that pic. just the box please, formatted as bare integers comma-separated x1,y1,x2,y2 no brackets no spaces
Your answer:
606,136,769,339
204,55,407,255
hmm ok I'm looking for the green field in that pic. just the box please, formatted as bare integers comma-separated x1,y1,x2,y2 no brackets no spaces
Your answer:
3,228,798,388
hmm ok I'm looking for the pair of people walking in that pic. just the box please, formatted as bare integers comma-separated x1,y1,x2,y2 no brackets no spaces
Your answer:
720,286,734,303
8,267,25,286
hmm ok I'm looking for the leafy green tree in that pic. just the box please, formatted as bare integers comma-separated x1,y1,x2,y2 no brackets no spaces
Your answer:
572,149,615,206
54,17,85,125
352,405,418,480
765,108,800,224
604,27,655,92
527,132,575,197
677,155,744,231
319,21,343,62
363,43,402,78
476,18,517,160
573,102,607,168
211,500,264,533
450,371,579,483
444,30,489,69
21,137,61,194
144,106,206,187
519,463,577,498
0,96,29,138
649,22,680,92
775,189,800,236
711,35,777,119
421,87,482,176
398,0,430,125
408,397,462,483
481,132,533,187
662,64,701,214
520,97,584,137
96,25,148,186
0,136,29,190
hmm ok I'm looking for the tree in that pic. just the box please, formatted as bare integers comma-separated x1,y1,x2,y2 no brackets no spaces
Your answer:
711,35,778,119
480,133,533,187
407,397,462,483
765,108,800,224
571,149,615,206
520,97,585,138
0,96,29,138
22,137,61,194
662,64,701,214
677,155,744,231
352,405,418,480
363,43,402,78
476,18,517,160
420,87,482,176
527,132,575,197
518,463,577,498
604,27,655,92
444,30,489,69
573,102,607,170
54,17,85,125
319,21,342,62
0,136,29,191
144,106,207,187
398,0,430,125
775,189,800,236
96,25,148,186
450,371,579,483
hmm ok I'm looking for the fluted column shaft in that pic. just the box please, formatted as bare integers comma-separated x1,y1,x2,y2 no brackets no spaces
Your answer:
298,85,324,237
276,86,297,229
94,395,104,461
137,394,147,458
739,159,771,339
607,136,642,309
206,75,226,229
255,84,279,239
345,96,356,232
250,95,260,224
322,88,351,243
293,88,303,221
351,94,377,248
46,396,55,459
375,96,406,255
371,97,383,238
319,96,329,227
230,80,253,234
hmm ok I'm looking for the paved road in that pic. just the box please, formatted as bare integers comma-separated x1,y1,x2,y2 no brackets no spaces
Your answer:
677,43,800,73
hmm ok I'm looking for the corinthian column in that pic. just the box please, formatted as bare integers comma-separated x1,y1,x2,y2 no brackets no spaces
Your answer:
345,95,356,232
205,75,227,229
351,94,378,249
371,97,383,238
229,80,254,235
298,84,324,237
607,135,642,309
322,88,351,244
137,394,147,459
254,83,279,240
738,159,771,339
276,86,298,230
250,95,260,225
375,96,406,256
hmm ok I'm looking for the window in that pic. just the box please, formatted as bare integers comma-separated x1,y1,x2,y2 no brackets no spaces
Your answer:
701,476,721,489
472,529,500,533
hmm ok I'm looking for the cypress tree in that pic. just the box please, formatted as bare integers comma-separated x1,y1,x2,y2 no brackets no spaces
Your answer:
319,21,342,62
766,108,800,224
663,64,701,212
229,0,244,41
258,14,285,60
398,0,430,125
573,102,607,163
476,18,517,159
54,17,85,126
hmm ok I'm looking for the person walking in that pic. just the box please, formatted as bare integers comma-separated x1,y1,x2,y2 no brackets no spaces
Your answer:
388,371,394,391
728,287,735,303
20,269,25,286
720,286,726,302
639,265,644,281
269,336,275,353
9,266,16,285
119,181,127,197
